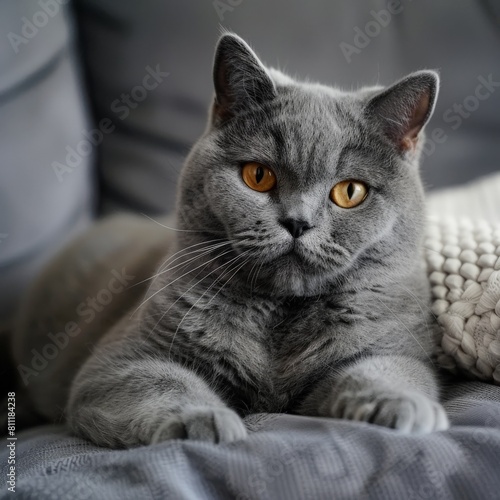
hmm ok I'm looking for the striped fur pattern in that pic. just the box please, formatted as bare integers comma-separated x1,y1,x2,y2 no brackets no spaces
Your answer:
63,34,449,446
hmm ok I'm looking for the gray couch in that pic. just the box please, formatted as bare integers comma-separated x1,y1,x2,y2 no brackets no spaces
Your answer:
1,2,500,498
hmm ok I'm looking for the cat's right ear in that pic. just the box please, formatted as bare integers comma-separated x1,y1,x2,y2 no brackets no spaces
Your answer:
365,71,439,153
212,33,276,124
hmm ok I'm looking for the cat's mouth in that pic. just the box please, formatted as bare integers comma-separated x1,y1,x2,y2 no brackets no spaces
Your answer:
232,236,341,276
284,240,297,256
233,238,345,295
278,239,348,274
276,241,315,269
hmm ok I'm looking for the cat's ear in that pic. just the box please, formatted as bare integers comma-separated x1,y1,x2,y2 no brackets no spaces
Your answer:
212,33,276,124
365,71,439,152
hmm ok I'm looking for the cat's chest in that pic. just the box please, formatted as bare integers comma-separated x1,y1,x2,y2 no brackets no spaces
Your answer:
185,292,369,409
197,292,285,361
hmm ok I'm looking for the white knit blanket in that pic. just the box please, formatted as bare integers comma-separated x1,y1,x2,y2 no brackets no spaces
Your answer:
425,216,500,383
425,173,500,384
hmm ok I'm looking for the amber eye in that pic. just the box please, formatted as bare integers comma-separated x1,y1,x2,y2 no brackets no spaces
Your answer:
330,180,368,208
242,162,277,192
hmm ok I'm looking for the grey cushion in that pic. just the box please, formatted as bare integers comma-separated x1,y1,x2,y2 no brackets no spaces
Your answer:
1,381,500,499
0,0,94,321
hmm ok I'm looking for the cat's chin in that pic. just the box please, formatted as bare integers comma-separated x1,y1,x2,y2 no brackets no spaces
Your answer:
260,254,334,297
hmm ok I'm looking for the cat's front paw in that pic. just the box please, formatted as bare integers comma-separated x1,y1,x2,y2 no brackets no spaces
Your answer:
329,389,449,434
151,406,248,444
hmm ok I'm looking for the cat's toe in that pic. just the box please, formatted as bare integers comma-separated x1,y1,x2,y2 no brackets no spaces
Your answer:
152,406,248,444
330,390,449,434
389,396,449,434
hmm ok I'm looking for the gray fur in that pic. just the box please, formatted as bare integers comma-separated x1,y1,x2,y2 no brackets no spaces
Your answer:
14,34,448,447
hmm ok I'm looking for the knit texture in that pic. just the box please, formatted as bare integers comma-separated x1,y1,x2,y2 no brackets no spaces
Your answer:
425,216,500,384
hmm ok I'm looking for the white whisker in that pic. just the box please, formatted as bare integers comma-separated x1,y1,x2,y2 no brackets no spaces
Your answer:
251,261,265,294
141,213,224,234
131,247,237,317
131,241,231,289
375,297,434,366
204,254,252,310
157,239,226,273
166,251,251,356
392,281,437,349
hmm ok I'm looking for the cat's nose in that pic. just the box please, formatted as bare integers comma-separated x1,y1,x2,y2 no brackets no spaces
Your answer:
279,218,312,238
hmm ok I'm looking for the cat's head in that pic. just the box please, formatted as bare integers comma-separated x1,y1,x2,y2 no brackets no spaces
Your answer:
176,33,438,296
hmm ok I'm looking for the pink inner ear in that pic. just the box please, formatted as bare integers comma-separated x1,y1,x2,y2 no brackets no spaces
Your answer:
401,92,431,151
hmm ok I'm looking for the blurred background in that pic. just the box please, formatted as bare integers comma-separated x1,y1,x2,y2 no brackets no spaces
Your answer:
1,0,499,324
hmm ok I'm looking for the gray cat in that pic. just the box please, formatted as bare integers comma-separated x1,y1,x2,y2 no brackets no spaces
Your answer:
13,33,448,447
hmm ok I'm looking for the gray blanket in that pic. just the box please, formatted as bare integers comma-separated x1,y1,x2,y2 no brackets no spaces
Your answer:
1,381,500,499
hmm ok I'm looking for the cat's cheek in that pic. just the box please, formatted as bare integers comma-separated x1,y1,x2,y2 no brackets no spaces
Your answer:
205,171,258,217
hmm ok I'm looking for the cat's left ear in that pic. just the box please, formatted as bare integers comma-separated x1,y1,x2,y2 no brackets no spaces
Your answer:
212,33,276,124
365,71,439,152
